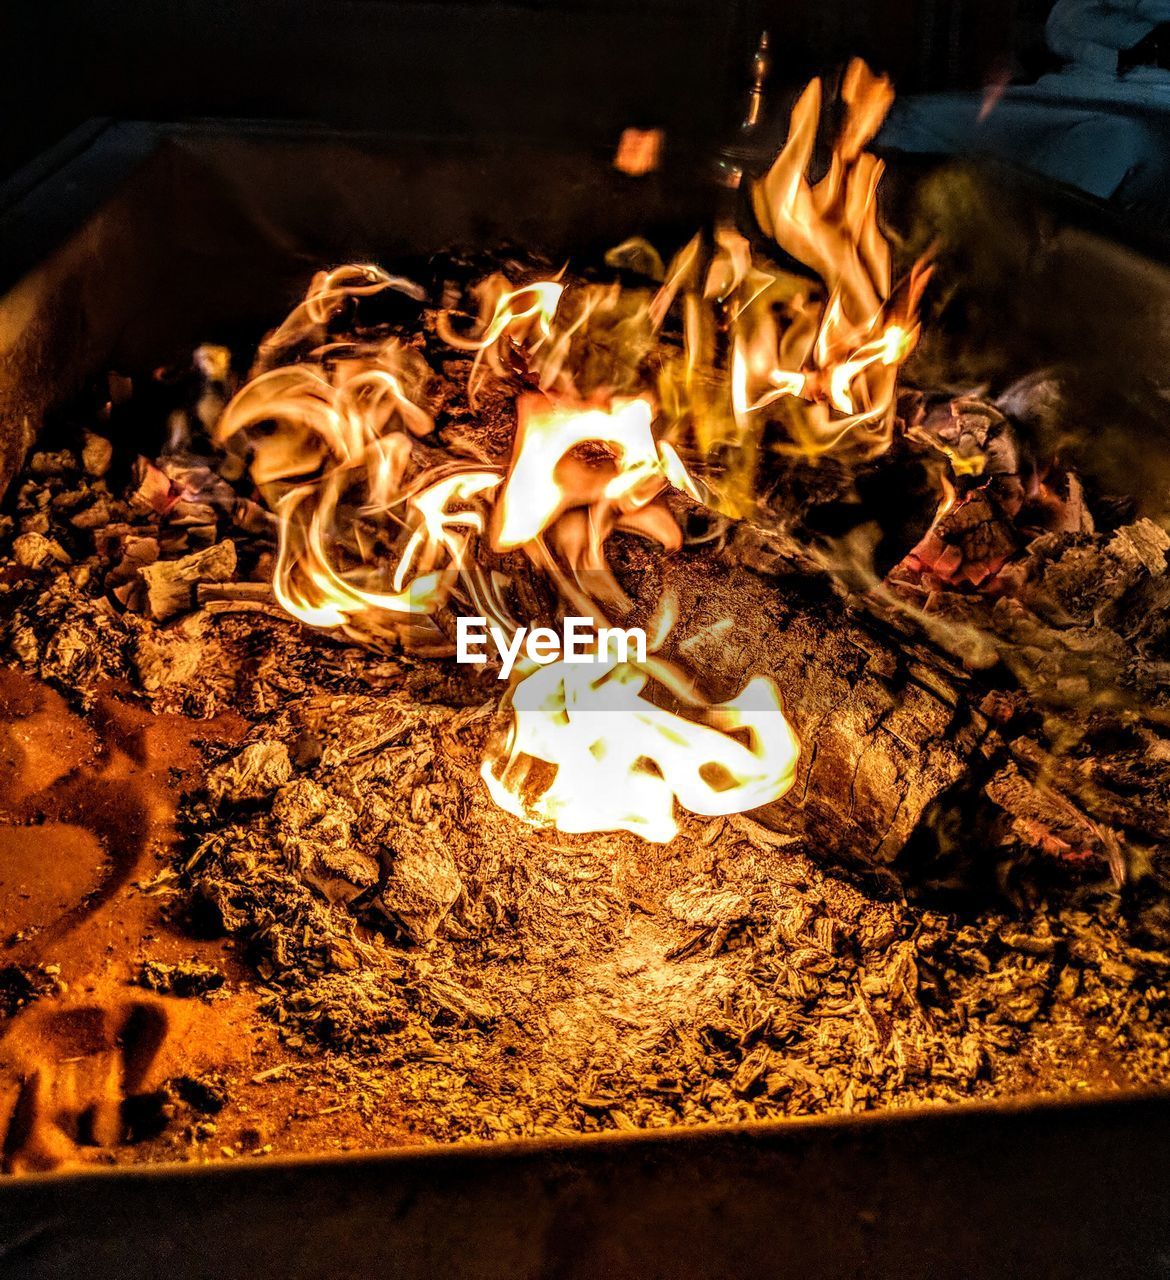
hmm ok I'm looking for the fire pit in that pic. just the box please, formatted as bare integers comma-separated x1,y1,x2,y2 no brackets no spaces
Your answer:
2,67,1170,1275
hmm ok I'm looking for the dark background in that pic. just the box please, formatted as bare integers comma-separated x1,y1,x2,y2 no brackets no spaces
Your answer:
0,0,1054,183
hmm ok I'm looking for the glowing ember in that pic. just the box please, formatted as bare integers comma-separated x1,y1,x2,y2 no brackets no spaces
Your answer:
215,62,927,842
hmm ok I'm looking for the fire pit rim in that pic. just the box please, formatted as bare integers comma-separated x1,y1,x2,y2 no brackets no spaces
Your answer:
1,1086,1167,1280
1,1082,1165,1188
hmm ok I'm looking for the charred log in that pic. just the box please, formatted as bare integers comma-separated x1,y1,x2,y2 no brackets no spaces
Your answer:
620,542,990,869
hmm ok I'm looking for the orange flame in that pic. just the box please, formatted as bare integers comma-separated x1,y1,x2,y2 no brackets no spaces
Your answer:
203,64,928,842
647,59,930,513
740,60,929,459
217,301,798,839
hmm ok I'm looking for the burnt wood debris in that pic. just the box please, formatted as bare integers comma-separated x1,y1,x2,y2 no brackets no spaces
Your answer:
1,247,1170,1169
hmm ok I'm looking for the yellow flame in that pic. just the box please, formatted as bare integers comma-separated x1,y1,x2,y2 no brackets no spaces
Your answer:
493,396,675,549
737,60,929,460
202,64,941,840
647,58,930,512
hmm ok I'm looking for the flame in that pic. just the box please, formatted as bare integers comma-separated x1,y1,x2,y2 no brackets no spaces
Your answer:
486,394,710,619
647,59,930,514
493,397,666,550
436,276,565,406
738,60,930,460
204,63,931,842
217,298,799,837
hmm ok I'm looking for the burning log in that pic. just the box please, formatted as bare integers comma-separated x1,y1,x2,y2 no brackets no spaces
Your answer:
629,541,988,868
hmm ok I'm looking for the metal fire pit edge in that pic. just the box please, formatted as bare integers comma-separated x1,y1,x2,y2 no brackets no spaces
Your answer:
0,1089,1168,1278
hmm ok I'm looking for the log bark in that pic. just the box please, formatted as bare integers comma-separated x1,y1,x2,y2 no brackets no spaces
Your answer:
625,541,992,868
621,518,1170,894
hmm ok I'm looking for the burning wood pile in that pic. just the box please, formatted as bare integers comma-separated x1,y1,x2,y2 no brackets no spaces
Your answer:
1,62,1169,1172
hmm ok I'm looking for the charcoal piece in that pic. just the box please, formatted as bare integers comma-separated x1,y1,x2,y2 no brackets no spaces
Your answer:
665,883,753,927
18,512,49,536
0,965,60,1018
206,740,292,807
28,450,78,477
985,764,1112,870
137,960,225,998
273,779,379,907
996,370,1067,437
169,1072,228,1114
300,844,381,907
139,539,237,621
70,496,114,530
904,488,1021,587
916,397,1019,478
373,826,462,944
133,616,211,702
81,432,114,477
272,778,348,833
11,532,68,569
1021,518,1170,629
